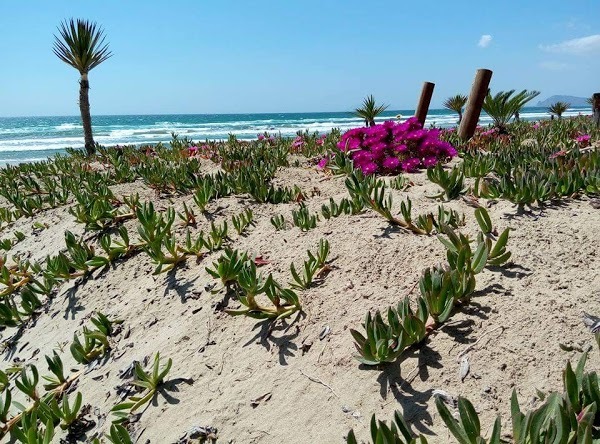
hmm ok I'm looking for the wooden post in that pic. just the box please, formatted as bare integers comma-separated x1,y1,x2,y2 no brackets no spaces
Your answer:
458,69,493,140
593,93,600,127
415,82,435,126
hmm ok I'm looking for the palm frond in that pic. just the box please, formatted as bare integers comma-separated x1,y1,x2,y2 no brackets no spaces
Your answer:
547,101,570,117
443,94,468,113
53,18,112,74
482,89,540,130
352,95,389,126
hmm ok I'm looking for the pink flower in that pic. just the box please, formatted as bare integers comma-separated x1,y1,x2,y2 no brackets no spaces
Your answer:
401,158,421,172
317,156,329,169
361,162,379,175
337,119,457,175
382,156,400,170
292,136,304,148
423,156,439,168
576,134,591,143
550,150,567,159
257,134,265,140
480,128,498,137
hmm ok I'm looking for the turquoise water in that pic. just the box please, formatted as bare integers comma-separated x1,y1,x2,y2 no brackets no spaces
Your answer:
0,107,591,164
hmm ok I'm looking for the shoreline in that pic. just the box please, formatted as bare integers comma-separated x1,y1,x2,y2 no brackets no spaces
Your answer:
0,108,593,166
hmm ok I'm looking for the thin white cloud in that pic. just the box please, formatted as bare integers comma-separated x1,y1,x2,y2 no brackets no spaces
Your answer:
539,61,572,71
565,18,590,31
540,34,600,55
478,35,492,48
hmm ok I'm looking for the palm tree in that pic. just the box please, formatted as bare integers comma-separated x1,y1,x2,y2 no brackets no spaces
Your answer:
53,19,112,155
482,89,540,132
353,95,389,127
443,94,468,123
547,101,570,119
587,97,593,106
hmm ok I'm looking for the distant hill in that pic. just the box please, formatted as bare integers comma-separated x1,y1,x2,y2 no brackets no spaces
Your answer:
536,95,590,107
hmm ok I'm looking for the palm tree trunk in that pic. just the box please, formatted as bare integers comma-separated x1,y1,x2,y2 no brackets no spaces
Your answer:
79,73,95,155
458,111,462,123
368,118,375,127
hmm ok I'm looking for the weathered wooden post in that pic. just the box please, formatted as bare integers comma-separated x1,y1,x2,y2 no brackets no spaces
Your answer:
593,93,600,127
415,82,435,126
458,69,493,140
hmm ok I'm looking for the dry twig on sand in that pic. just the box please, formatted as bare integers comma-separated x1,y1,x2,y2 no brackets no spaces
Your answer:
299,369,339,399
457,325,505,361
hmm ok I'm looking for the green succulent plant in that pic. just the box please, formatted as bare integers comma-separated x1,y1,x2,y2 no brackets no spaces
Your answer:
49,392,83,430
112,353,173,417
426,164,467,201
350,298,428,365
231,208,255,235
292,203,318,231
347,410,427,444
270,214,287,230
206,249,248,289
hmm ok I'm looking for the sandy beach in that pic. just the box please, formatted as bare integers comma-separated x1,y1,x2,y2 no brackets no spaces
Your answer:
1,130,599,442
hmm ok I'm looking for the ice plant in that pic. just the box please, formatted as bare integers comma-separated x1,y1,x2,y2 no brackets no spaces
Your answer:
317,156,329,169
337,118,457,175
575,134,591,147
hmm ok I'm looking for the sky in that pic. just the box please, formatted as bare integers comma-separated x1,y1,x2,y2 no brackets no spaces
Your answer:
0,0,598,117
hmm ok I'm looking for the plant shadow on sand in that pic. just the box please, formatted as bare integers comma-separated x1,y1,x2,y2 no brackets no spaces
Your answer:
488,263,532,279
154,376,194,407
372,224,414,240
242,314,305,365
502,199,570,220
361,342,442,435
162,271,201,303
64,282,87,320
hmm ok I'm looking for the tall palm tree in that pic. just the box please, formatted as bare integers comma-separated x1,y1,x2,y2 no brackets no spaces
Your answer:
53,19,112,155
482,89,540,132
353,95,388,127
443,94,468,123
547,101,570,119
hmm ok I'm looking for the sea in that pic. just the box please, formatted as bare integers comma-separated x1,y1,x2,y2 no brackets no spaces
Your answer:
0,107,591,165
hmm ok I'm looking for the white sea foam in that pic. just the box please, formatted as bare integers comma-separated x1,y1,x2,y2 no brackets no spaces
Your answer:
0,108,592,156
55,123,81,131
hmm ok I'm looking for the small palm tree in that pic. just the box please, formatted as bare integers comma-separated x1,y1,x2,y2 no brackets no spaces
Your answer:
53,19,112,155
353,95,389,127
547,101,570,119
482,89,540,132
587,97,593,106
443,94,468,123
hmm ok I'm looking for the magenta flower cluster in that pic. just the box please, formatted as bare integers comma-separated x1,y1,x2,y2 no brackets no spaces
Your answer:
292,133,327,150
336,117,457,174
479,127,498,137
575,134,591,145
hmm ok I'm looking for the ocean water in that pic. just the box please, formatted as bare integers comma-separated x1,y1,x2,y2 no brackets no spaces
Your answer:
0,107,591,165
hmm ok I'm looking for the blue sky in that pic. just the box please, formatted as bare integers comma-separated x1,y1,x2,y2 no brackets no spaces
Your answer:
0,0,598,116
